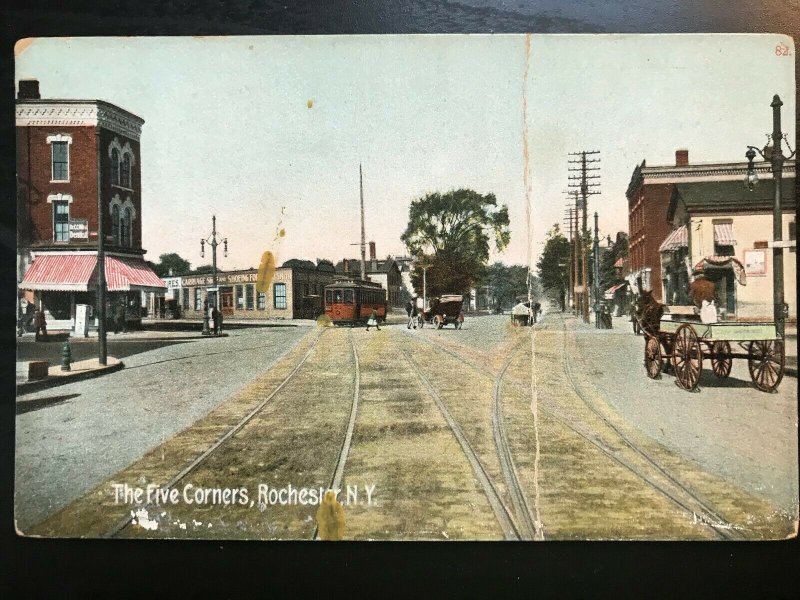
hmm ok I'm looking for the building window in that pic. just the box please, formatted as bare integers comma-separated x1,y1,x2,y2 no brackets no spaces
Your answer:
53,200,69,241
273,283,287,309
121,207,132,247
236,285,244,308
257,291,266,310
194,288,202,310
112,204,120,245
182,288,190,309
121,153,132,188
111,148,120,185
246,284,254,309
51,141,69,181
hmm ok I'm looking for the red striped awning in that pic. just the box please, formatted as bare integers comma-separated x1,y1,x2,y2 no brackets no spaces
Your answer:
714,222,736,245
19,254,97,291
19,254,166,293
105,256,166,292
659,225,688,252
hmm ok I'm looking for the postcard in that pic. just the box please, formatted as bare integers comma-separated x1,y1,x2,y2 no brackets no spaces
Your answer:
14,34,797,540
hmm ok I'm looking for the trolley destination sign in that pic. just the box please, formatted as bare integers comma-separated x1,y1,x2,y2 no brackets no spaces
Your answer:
13,34,797,544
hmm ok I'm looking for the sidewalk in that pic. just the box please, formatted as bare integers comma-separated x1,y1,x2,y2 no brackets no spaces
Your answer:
17,356,124,395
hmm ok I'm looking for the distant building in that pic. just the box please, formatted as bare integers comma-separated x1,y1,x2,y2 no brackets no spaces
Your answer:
180,259,336,320
662,177,796,320
335,242,403,307
16,79,165,331
626,148,795,302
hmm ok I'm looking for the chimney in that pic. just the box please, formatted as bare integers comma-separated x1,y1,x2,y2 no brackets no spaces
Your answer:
18,79,40,100
369,241,376,260
675,149,689,166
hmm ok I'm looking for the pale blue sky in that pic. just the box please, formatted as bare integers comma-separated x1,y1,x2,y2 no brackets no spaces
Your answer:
16,34,795,272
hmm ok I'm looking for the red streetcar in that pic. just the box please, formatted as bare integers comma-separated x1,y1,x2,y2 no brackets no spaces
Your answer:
324,279,387,326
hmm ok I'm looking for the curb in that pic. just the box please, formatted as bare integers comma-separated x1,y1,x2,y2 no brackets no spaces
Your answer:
17,360,125,396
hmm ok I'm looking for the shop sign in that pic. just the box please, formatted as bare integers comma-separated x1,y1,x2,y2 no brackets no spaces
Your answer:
69,220,89,239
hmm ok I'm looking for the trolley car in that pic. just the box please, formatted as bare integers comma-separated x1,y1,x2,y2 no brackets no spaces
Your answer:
324,279,387,326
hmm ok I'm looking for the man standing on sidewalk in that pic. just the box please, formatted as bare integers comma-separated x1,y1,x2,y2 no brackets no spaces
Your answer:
34,307,48,341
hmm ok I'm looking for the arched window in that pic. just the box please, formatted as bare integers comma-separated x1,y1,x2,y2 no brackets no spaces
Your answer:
111,148,120,185
122,207,132,247
121,154,131,188
111,204,120,245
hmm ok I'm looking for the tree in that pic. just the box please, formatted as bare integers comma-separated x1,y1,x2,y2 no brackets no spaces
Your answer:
483,262,531,309
401,189,510,296
536,224,570,306
599,232,628,291
192,264,214,274
153,253,191,277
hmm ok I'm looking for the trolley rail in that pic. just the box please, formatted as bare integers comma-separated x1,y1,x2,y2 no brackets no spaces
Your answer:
411,316,743,540
103,329,327,538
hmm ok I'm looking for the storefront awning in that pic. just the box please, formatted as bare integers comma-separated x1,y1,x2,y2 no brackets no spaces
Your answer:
105,256,166,292
19,254,166,293
604,282,627,300
19,254,97,291
693,255,747,286
659,225,688,252
713,222,736,245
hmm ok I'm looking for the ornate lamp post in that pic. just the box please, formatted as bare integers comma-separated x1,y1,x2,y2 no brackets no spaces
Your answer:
200,215,228,335
744,94,796,339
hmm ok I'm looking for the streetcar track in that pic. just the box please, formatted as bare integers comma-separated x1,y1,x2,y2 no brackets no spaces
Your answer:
557,314,745,540
405,351,523,541
407,316,744,540
312,329,360,540
103,328,327,538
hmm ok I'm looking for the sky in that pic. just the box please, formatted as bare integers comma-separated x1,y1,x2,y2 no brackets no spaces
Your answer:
15,34,795,272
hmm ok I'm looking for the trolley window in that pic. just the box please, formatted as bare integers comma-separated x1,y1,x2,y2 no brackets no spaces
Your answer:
333,289,343,303
344,289,354,304
325,290,332,304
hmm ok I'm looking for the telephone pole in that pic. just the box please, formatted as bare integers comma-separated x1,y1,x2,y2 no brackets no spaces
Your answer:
562,197,578,313
568,150,601,323
359,164,367,282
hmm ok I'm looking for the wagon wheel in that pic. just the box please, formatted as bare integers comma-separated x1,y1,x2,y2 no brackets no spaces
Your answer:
671,324,702,391
748,339,785,392
710,341,732,379
644,335,662,379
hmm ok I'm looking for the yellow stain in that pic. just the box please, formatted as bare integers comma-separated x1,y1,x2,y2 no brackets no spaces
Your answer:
278,228,286,238
256,251,276,294
307,99,314,109
316,490,345,541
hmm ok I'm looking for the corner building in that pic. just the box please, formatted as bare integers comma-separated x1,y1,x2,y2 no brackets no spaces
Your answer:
16,79,165,331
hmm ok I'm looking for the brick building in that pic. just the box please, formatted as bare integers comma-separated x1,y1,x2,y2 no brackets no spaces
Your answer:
335,242,403,307
16,79,164,331
180,260,336,320
625,149,786,302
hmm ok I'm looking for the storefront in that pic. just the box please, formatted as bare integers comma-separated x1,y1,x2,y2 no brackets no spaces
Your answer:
18,252,166,332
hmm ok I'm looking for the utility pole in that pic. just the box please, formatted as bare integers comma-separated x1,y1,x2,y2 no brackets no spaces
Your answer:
593,211,601,328
568,150,601,323
562,198,578,312
96,129,107,365
359,164,367,282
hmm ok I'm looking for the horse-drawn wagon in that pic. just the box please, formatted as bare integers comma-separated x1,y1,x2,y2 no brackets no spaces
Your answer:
641,312,785,393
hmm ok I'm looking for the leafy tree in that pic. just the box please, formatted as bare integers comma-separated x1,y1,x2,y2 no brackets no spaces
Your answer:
599,232,628,290
154,253,191,277
536,224,570,306
483,262,532,309
402,189,510,295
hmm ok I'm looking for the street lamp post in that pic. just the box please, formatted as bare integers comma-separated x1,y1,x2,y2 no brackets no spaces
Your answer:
744,94,795,339
200,215,228,335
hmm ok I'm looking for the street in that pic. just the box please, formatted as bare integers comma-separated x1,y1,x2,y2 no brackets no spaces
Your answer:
16,313,798,539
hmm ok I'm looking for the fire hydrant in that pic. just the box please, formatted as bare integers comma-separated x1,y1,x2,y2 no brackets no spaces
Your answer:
61,340,72,371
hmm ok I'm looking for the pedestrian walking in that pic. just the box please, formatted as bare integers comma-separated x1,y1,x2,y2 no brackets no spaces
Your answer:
406,297,418,329
34,307,48,341
366,308,380,331
114,300,127,334
212,306,221,335
532,302,541,324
